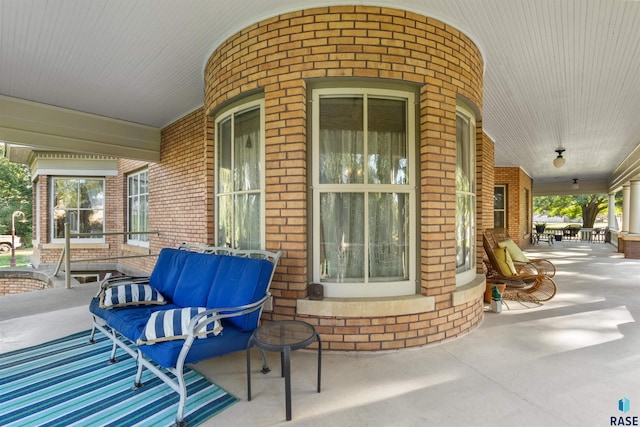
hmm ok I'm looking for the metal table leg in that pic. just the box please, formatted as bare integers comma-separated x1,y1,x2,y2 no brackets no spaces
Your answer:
246,338,253,401
316,332,322,393
283,345,292,421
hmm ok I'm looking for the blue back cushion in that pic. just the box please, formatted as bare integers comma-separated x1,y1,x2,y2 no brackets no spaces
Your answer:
171,252,221,307
206,256,275,331
149,249,191,300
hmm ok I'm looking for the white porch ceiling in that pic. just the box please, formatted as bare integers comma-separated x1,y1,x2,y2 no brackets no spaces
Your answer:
2,0,640,191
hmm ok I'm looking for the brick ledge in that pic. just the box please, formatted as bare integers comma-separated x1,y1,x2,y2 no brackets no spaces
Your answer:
297,294,435,318
451,274,486,306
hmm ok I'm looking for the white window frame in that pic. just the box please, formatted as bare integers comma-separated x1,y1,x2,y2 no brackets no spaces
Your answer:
214,99,266,250
455,104,477,286
127,169,149,247
311,87,416,298
50,177,105,243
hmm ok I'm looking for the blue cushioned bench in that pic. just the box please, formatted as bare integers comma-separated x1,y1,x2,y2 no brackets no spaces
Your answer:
89,244,282,427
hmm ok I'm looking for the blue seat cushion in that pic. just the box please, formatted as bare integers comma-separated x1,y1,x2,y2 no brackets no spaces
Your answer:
148,248,192,301
138,325,254,368
206,256,275,331
171,252,221,307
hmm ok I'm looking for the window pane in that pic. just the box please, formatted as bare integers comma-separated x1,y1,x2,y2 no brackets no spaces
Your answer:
129,174,139,196
456,115,471,192
218,117,233,194
319,193,365,281
140,194,149,242
368,192,409,281
234,108,261,191
319,97,364,184
129,197,138,232
235,193,261,250
53,209,68,238
217,195,232,247
494,186,505,209
79,209,103,235
494,211,505,228
367,98,408,185
139,171,148,194
456,194,475,272
54,179,78,209
80,179,104,209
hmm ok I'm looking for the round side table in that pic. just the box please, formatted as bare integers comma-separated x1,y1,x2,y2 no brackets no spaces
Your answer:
246,320,321,421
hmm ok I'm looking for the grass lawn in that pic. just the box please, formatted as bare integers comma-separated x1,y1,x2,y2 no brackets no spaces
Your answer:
0,249,33,268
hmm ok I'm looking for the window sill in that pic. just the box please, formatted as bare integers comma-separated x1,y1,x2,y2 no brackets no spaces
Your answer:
42,243,109,250
297,294,435,318
451,274,486,306
122,244,150,255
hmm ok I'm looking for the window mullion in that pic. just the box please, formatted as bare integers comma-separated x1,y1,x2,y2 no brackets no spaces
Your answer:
231,115,236,248
362,95,369,283
363,191,369,283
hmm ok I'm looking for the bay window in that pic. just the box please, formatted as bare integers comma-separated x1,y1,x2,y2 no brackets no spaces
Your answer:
52,177,105,242
312,88,416,298
455,105,477,285
215,100,264,249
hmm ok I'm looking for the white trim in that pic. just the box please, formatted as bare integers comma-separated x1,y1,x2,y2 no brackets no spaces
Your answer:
311,87,416,298
30,154,119,179
0,95,160,162
33,168,118,178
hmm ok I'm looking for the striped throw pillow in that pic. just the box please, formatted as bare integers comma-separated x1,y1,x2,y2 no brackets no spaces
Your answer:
100,284,166,309
137,307,223,345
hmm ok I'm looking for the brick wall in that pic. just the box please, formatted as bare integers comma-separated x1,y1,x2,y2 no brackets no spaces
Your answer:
117,108,210,274
494,167,533,246
202,6,486,350
0,277,50,296
478,131,495,268
624,239,640,258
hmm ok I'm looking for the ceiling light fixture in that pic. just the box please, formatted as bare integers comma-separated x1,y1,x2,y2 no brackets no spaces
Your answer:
572,178,579,190
553,149,566,168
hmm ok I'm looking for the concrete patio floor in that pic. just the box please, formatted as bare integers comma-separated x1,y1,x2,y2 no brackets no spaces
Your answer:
1,241,638,426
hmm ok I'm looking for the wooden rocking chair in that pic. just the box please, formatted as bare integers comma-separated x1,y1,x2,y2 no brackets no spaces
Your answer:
483,229,557,302
483,228,556,277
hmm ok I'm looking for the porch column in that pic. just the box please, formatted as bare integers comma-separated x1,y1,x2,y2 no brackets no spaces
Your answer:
622,183,630,233
608,192,617,230
628,180,640,234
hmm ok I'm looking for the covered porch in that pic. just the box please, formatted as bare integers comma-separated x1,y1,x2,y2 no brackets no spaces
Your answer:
2,241,637,426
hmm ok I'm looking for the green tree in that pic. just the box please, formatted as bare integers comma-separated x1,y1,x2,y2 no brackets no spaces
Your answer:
534,194,611,228
0,145,33,244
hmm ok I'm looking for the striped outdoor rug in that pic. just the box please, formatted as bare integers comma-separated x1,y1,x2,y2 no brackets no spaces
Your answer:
0,330,238,426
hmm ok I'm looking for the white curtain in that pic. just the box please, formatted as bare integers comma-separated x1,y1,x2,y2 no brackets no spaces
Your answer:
319,129,408,282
